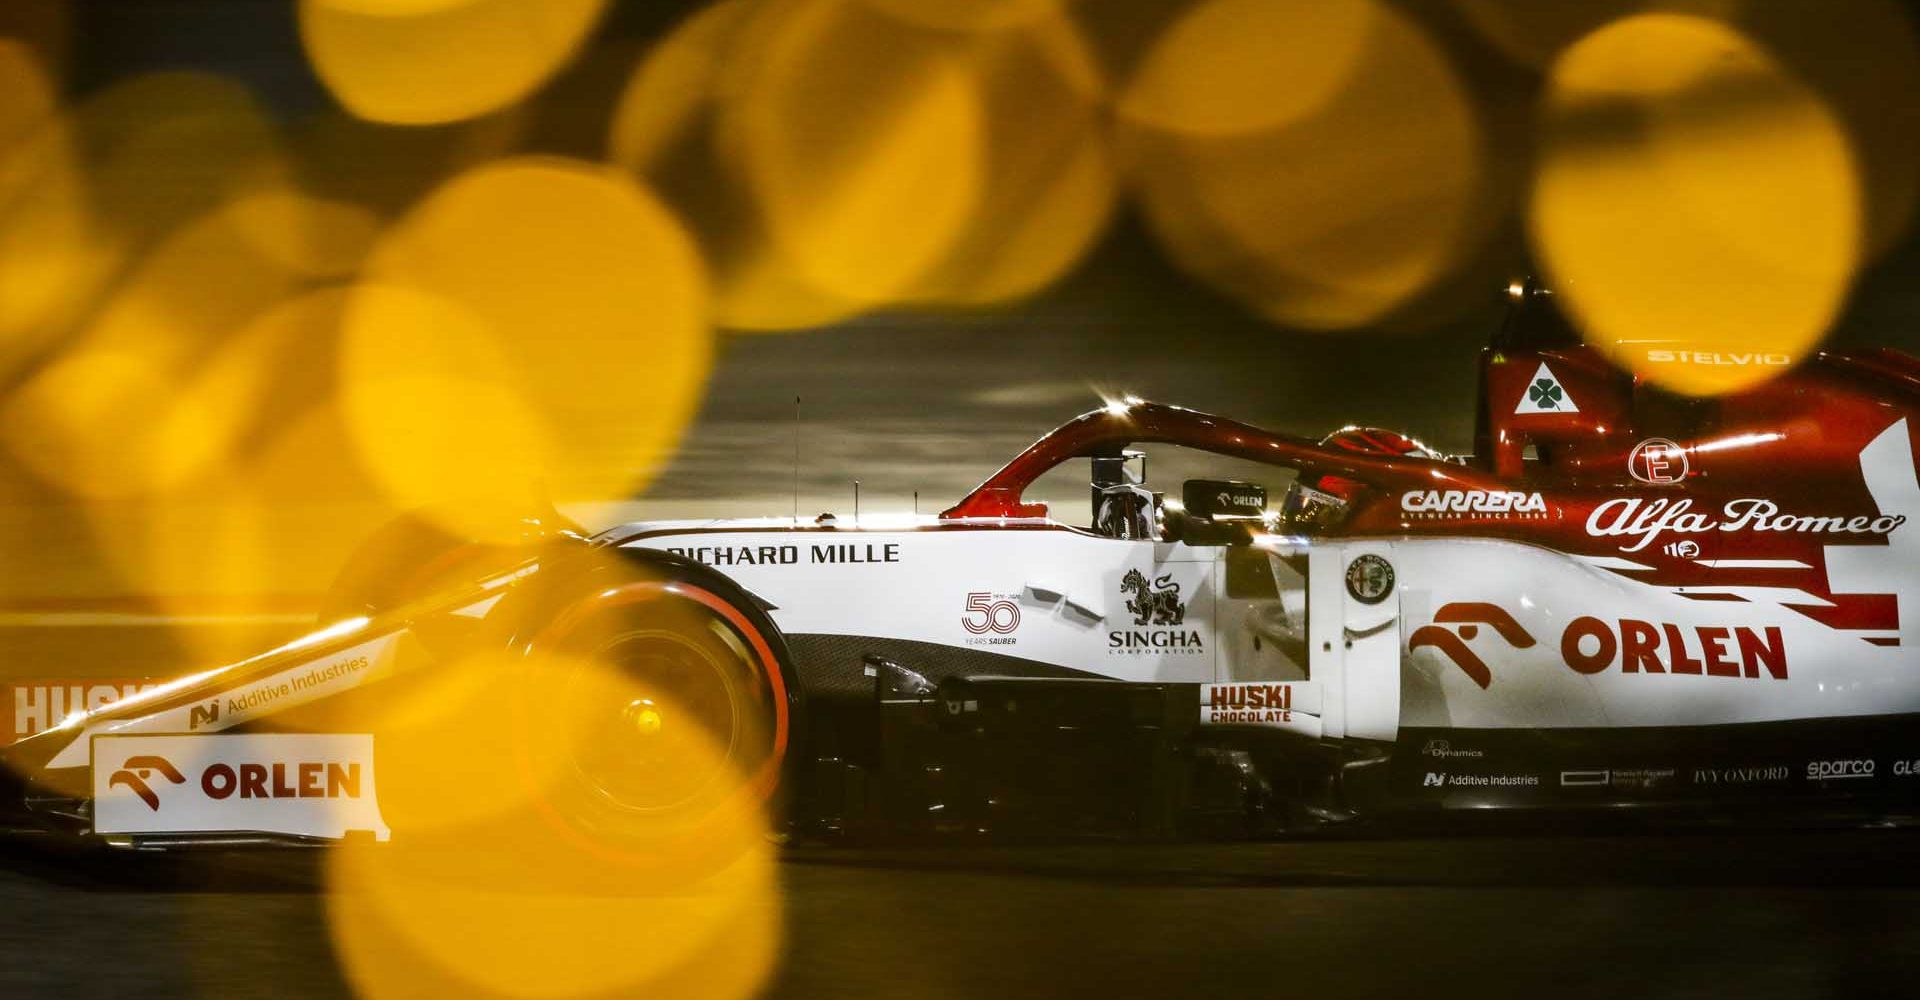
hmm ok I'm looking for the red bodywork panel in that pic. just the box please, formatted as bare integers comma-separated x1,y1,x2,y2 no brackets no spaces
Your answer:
945,349,1920,639
939,402,1504,520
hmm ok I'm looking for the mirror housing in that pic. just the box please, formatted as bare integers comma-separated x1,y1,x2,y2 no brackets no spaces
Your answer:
1183,479,1266,520
1178,479,1267,545
1091,450,1146,488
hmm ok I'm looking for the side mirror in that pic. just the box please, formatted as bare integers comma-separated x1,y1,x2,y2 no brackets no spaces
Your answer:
1179,479,1267,544
1091,450,1146,488
1183,479,1266,520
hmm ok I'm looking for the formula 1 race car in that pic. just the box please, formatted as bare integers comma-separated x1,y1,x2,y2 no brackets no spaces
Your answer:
7,287,1920,853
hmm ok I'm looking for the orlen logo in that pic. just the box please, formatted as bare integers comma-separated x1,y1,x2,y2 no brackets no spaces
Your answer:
1561,617,1787,680
201,761,364,801
106,756,366,808
108,755,187,811
1806,759,1875,780
1401,490,1547,518
1408,603,1537,689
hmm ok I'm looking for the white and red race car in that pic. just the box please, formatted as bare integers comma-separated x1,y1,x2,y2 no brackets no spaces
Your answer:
7,293,1920,851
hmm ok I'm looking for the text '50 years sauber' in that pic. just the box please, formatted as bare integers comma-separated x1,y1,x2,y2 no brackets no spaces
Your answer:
7,290,1920,856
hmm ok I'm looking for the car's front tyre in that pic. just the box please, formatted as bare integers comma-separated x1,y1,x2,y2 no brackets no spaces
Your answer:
513,561,794,869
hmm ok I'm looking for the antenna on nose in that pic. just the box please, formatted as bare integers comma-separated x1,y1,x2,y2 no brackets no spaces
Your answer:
792,395,801,526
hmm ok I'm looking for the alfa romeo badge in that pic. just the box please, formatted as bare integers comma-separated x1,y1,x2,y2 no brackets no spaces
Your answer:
1345,554,1395,605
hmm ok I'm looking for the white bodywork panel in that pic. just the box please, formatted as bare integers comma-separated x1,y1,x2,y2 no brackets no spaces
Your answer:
631,529,1220,683
1398,537,1920,729
628,517,1920,738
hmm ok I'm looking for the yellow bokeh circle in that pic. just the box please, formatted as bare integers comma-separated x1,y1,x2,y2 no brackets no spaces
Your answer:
1119,0,1374,137
722,0,986,306
1531,13,1860,395
298,0,608,125
337,283,554,537
1120,0,1486,331
902,8,1115,306
608,0,866,332
858,0,1069,35
0,190,329,500
612,0,1113,326
349,158,710,539
328,651,780,1000
0,72,285,381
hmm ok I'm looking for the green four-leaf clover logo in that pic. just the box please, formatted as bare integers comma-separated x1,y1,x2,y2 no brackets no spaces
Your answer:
1528,377,1563,409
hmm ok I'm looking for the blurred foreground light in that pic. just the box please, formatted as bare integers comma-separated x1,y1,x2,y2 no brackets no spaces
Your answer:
1,190,365,499
353,650,567,834
1719,0,1920,262
0,37,55,154
900,8,1115,306
299,0,608,125
328,651,779,1000
224,189,383,279
1117,0,1373,137
1119,0,1486,331
0,72,285,381
1456,0,1920,261
613,0,1111,327
722,0,985,306
1531,13,1860,396
0,0,69,80
0,35,69,374
857,0,1068,34
348,158,710,542
1451,0,1650,71
338,284,554,531
77,289,403,657
609,0,865,332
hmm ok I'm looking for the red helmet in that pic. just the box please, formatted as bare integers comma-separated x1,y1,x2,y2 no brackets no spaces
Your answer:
1313,425,1444,500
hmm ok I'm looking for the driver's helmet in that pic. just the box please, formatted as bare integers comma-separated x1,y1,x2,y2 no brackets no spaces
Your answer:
1315,426,1443,498
1281,426,1444,530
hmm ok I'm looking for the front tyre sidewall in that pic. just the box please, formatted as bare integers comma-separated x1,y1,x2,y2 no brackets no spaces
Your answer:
514,577,791,872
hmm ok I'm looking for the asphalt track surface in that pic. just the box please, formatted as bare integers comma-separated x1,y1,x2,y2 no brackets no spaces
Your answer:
3,827,1920,999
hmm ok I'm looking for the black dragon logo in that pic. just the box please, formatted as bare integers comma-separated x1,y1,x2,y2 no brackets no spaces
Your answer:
1121,568,1186,627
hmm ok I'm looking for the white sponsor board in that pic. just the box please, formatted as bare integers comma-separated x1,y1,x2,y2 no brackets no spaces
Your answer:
93,733,389,841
